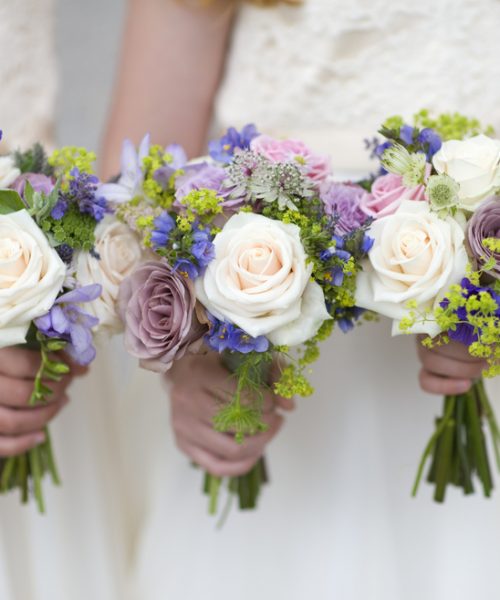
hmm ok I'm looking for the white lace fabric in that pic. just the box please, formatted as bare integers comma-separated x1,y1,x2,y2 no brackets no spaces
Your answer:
0,0,57,153
215,0,500,170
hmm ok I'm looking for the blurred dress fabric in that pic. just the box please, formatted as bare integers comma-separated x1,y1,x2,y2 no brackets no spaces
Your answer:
1,1,500,600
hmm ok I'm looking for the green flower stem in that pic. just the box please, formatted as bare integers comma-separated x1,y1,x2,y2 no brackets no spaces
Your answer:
475,378,500,471
465,388,492,497
412,396,456,497
455,396,473,494
433,416,455,503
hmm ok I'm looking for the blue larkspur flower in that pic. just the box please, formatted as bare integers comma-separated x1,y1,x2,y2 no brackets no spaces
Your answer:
205,317,269,354
35,284,102,365
174,258,199,280
191,229,215,268
418,128,442,160
208,124,259,164
151,212,175,248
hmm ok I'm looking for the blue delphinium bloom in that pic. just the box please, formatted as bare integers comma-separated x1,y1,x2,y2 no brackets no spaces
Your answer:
151,211,176,248
68,168,111,221
400,125,415,145
209,124,259,164
205,317,269,354
174,258,199,280
361,234,375,254
34,284,102,365
418,128,442,160
191,229,216,268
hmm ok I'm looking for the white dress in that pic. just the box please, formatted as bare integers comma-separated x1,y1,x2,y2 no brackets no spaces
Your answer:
125,2,500,600
2,1,500,599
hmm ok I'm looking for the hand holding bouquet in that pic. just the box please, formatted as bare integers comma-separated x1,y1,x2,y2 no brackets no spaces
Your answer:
0,130,137,511
355,112,500,501
111,127,374,514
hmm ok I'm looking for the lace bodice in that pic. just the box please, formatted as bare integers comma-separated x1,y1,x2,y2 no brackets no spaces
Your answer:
214,0,500,171
0,0,57,153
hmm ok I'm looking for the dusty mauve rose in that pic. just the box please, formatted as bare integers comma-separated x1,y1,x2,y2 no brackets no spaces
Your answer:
11,173,55,198
361,173,427,218
467,196,500,279
118,260,206,372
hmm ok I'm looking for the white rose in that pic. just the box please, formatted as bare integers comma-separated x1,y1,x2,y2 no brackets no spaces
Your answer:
355,201,468,337
0,156,21,188
195,212,330,346
432,134,500,211
0,210,66,346
75,218,143,334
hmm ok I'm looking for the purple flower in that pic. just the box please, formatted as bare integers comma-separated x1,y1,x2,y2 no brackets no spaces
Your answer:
319,181,369,235
35,284,102,365
174,259,199,280
418,128,442,159
209,124,259,164
467,197,500,279
153,144,188,190
400,125,415,145
173,163,229,206
151,212,176,248
51,197,69,219
205,317,269,353
68,168,110,221
191,229,215,268
11,173,55,198
118,260,206,372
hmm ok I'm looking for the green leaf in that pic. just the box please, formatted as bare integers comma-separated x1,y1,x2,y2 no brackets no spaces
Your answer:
0,190,25,214
23,180,35,208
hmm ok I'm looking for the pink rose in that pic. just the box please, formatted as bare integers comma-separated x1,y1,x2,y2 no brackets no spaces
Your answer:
361,173,427,219
250,134,331,184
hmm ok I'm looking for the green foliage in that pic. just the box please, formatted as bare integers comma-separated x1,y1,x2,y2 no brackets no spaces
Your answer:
13,143,53,176
48,146,96,181
0,189,25,214
41,202,96,250
412,109,495,140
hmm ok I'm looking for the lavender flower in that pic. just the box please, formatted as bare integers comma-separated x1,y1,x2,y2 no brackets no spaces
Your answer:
68,168,110,221
209,124,259,164
35,284,102,365
319,181,369,235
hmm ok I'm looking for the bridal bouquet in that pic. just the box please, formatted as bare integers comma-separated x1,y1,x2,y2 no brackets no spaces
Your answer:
354,112,500,501
108,126,374,514
0,131,140,512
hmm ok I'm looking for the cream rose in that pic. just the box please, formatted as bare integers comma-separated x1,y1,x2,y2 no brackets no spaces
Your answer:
0,210,66,346
0,156,21,188
195,212,330,346
76,218,143,334
432,134,500,211
355,201,468,337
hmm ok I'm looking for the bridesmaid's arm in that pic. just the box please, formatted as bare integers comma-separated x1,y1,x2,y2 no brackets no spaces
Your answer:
100,0,235,180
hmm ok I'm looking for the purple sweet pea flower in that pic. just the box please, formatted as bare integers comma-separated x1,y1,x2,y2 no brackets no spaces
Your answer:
98,134,151,205
173,162,230,207
118,260,206,373
467,197,500,279
35,284,102,365
11,173,55,198
319,181,369,235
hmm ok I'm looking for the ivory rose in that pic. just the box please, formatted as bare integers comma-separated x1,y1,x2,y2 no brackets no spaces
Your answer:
355,201,468,337
432,134,500,211
76,218,143,334
0,156,21,188
195,212,330,346
0,209,66,346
